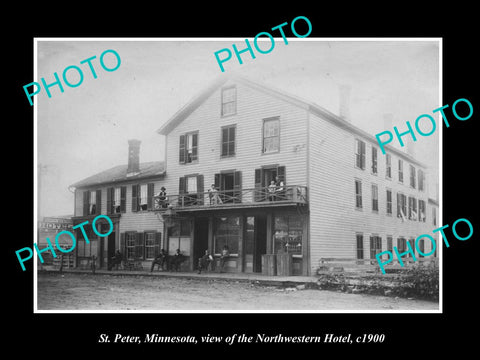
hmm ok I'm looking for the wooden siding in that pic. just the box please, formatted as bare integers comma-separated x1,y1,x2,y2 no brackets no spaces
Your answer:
308,112,436,274
161,79,309,205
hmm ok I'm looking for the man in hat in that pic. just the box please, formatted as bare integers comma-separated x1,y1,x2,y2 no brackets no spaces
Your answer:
156,187,169,208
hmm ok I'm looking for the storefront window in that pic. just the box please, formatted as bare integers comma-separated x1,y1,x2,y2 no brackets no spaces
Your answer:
168,219,191,256
274,215,303,254
214,216,240,254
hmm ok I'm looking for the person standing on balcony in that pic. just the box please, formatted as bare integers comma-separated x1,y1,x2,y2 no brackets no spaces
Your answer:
275,176,285,200
208,184,223,205
156,187,169,208
268,180,277,201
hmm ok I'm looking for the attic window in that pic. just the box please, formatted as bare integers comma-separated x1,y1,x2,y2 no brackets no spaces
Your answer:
221,86,236,117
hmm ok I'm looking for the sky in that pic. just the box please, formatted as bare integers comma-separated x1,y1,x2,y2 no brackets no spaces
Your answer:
36,38,440,217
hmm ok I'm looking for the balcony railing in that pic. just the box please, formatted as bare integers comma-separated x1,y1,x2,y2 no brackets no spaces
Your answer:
152,185,308,210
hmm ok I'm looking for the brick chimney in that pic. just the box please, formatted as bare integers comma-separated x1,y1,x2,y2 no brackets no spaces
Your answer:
339,84,351,121
127,139,141,176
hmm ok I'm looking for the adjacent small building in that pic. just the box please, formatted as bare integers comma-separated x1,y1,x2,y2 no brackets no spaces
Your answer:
69,140,165,270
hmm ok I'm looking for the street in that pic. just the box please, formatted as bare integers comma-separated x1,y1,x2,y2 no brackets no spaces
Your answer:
36,272,439,311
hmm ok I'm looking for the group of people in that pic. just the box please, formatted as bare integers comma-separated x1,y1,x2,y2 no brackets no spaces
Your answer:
268,176,285,201
150,248,186,272
108,246,231,274
197,245,230,274
155,177,285,207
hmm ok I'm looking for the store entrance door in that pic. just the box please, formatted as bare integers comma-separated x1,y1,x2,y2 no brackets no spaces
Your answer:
244,215,267,273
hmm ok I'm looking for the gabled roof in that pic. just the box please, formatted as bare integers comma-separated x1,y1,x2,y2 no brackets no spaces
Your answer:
70,161,165,189
156,74,427,168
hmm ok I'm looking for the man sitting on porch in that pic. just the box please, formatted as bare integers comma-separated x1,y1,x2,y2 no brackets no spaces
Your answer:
150,249,168,272
169,249,186,272
218,245,230,273
197,250,215,274
109,250,123,271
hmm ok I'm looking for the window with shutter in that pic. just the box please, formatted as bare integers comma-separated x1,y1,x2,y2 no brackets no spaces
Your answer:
96,190,102,215
355,180,362,209
196,174,204,205
371,184,378,212
355,139,366,169
179,134,186,163
136,232,145,260
386,189,392,215
120,186,126,213
154,232,162,257
147,183,154,210
131,184,139,212
386,154,392,178
233,170,242,203
356,233,364,259
254,168,263,201
371,146,378,174
410,165,416,188
179,132,199,163
83,191,90,216
106,187,113,214
398,159,404,182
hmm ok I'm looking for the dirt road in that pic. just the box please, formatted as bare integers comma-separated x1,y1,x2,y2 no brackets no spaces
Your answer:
36,272,438,311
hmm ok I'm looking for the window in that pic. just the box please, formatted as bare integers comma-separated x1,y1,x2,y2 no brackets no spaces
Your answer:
168,219,191,256
83,190,101,216
214,171,242,204
107,186,126,214
386,189,392,215
179,132,198,163
370,235,382,259
418,169,425,191
221,86,236,116
371,146,378,174
371,184,378,212
215,216,240,254
355,139,366,169
356,234,364,259
386,154,392,178
125,232,136,260
408,238,416,258
397,237,406,253
418,238,425,258
144,232,156,260
387,236,393,252
408,196,418,220
132,183,154,211
122,231,161,260
355,179,362,209
139,184,148,210
432,207,437,226
179,175,204,206
397,193,407,220
419,200,426,222
89,191,97,214
274,215,303,254
410,164,416,188
186,176,197,193
221,125,236,157
263,117,280,153
398,159,404,183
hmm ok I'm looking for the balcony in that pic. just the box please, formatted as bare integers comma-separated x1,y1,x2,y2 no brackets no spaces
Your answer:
152,185,308,211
